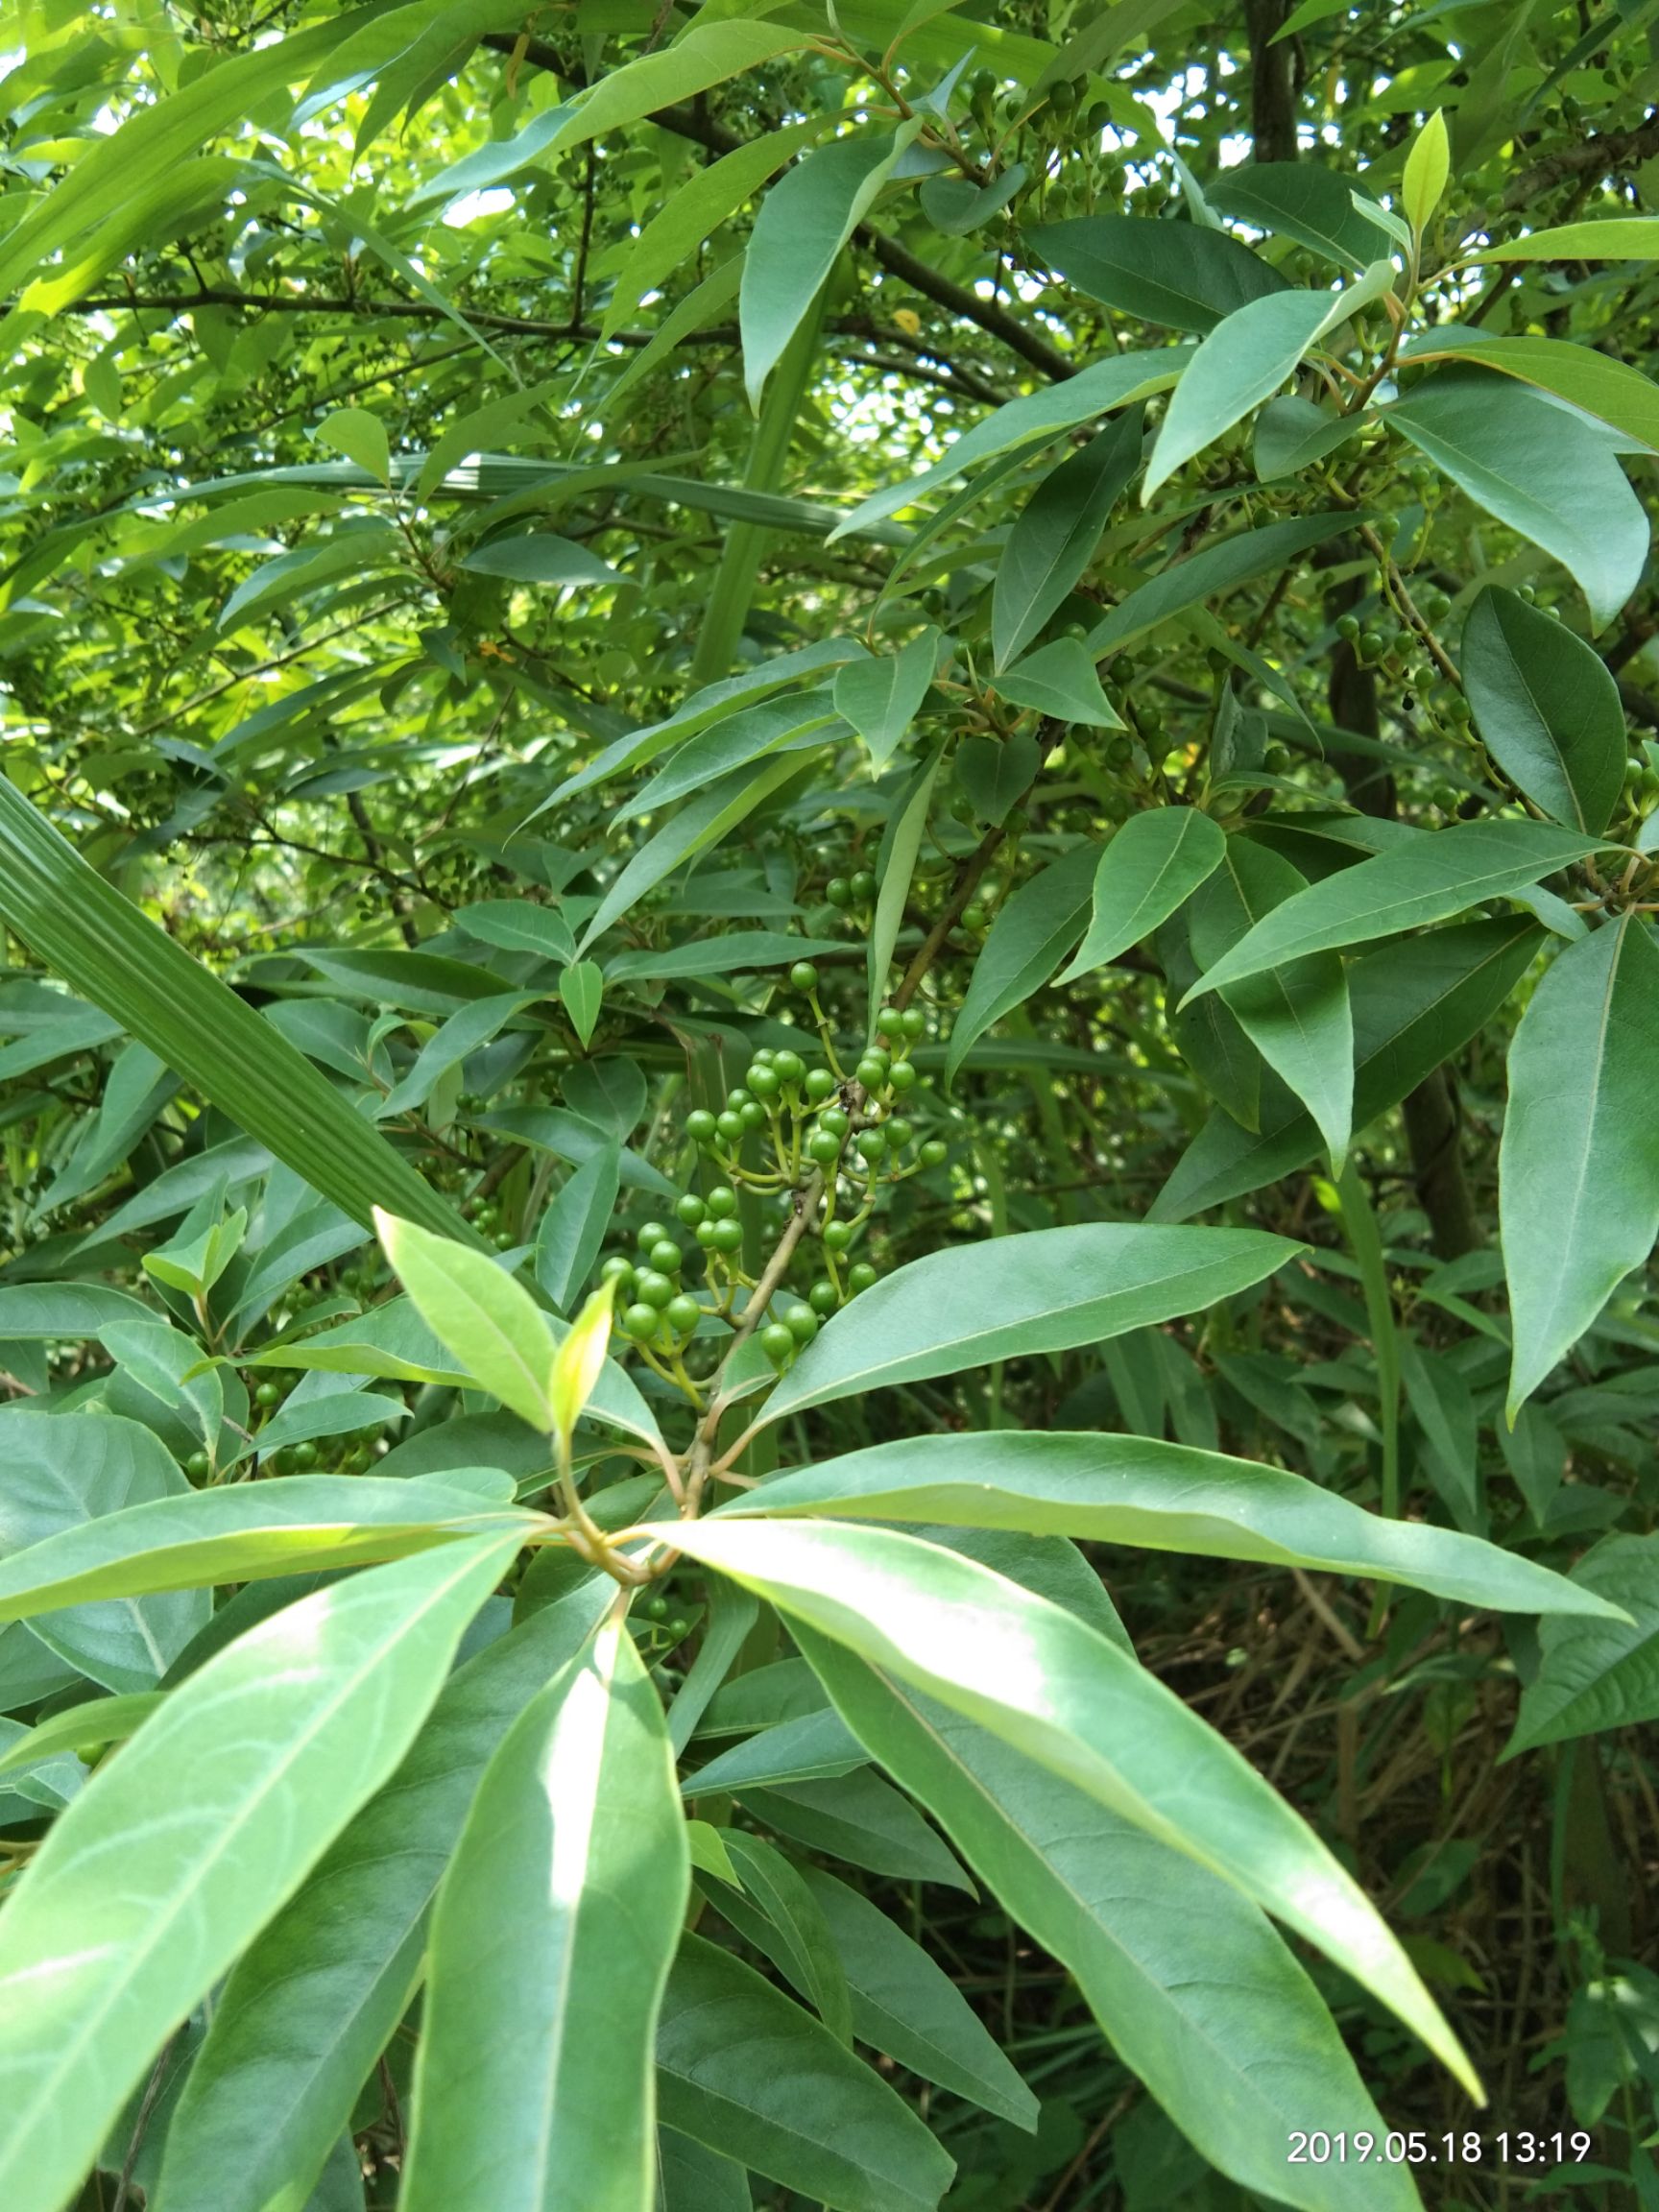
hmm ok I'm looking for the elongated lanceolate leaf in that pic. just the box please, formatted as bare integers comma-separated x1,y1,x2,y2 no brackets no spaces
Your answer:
992,408,1142,669
0,1535,518,2212
1031,215,1287,330
402,1619,687,2212
1057,806,1225,983
1144,289,1334,498
1507,1534,1659,1754
727,1431,1621,1617
946,843,1098,1078
1182,819,1599,1003
0,778,474,1243
1460,587,1625,833
1500,917,1659,1415
757,1221,1299,1424
376,1210,557,1431
799,1634,1418,2212
159,1578,613,2212
663,1518,1477,2098
0,1475,539,1623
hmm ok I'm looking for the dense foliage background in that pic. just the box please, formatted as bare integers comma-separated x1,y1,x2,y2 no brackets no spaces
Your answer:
1,1,1658,2207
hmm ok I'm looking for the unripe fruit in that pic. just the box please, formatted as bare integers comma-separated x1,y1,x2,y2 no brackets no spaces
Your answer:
885,1117,914,1150
726,1088,753,1112
875,1006,902,1041
887,1060,918,1093
708,1219,744,1254
185,1450,210,1479
820,1106,850,1137
708,1186,738,1218
919,1138,949,1166
822,1218,853,1252
825,876,854,908
675,1193,707,1228
761,1322,796,1366
789,961,819,992
855,1055,888,1093
848,1262,878,1294
1048,78,1076,115
773,1048,805,1085
623,1302,660,1341
294,1442,319,1470
600,1254,635,1286
850,869,877,902
808,1279,840,1315
715,1110,745,1143
636,1270,675,1310
962,902,988,931
900,1008,926,1038
1336,613,1360,642
648,1240,683,1276
666,1294,702,1336
808,1128,843,1164
785,1306,818,1345
636,1219,671,1252
686,1108,717,1146
747,1064,782,1099
695,1220,718,1247
739,1100,765,1129
804,1067,836,1101
254,1382,280,1407
645,1594,669,1621
855,1127,886,1163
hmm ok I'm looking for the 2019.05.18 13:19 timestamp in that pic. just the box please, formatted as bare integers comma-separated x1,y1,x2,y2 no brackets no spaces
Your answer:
1288,2129,1595,2168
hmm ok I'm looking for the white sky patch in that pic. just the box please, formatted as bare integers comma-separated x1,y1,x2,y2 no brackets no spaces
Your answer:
443,186,516,228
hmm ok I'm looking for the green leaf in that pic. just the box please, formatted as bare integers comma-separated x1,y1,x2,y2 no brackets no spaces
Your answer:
0,777,475,1243
1030,215,1287,331
314,406,390,484
1153,916,1544,1219
578,756,809,950
548,1281,620,1445
1507,1534,1659,1753
605,120,824,337
992,408,1142,670
1253,394,1361,478
554,23,806,157
561,961,605,1046
741,127,919,408
1190,839,1354,1169
666,1519,1475,2097
685,1707,866,1792
946,843,1098,1080
727,1430,1620,1618
159,1577,613,2212
402,1618,687,2212
1462,219,1659,262
1500,918,1659,1415
460,534,620,587
739,1767,971,1888
657,1934,955,2212
1401,327,1659,457
1143,290,1334,499
413,378,560,502
988,637,1123,727
375,1210,556,1431
658,2128,752,2210
1402,109,1450,233
537,1145,621,1314
0,1534,518,2212
757,1221,1299,1425
799,1634,1418,2212
376,994,534,1122
1459,587,1625,833
1181,820,1599,1003
1083,512,1351,656
0,1691,162,1777
454,900,577,965
718,1831,854,2044
0,1473,535,1623
833,628,938,772
829,349,1195,541
1208,162,1387,271
618,695,842,824
1057,807,1225,984
606,931,844,985
0,1410,207,1694
869,752,943,1033
1386,370,1649,631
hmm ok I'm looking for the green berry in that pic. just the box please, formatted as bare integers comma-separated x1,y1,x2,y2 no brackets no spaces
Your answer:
254,1382,280,1407
772,1048,805,1085
850,869,877,902
885,1117,914,1150
785,1305,818,1344
185,1450,210,1479
666,1294,702,1336
726,1088,753,1112
825,876,853,908
822,1218,853,1252
808,1127,843,1164
820,1106,850,1137
715,1110,745,1144
294,1442,319,1470
675,1193,707,1228
600,1255,635,1287
695,1219,718,1248
708,1218,744,1254
900,1007,926,1038
686,1108,717,1145
1048,77,1076,115
648,1239,683,1276
1358,630,1385,661
848,1262,878,1294
623,1302,660,1341
708,1186,738,1218
636,1219,671,1253
747,1063,782,1100
808,1278,840,1316
636,1269,675,1310
738,1100,765,1129
855,1127,886,1163
962,902,988,931
667,1617,690,1642
761,1322,796,1366
789,961,819,992
1335,613,1360,642
887,1059,918,1093
645,1594,669,1621
855,1056,888,1093
919,1138,949,1167
875,1006,902,1041
804,1067,836,1101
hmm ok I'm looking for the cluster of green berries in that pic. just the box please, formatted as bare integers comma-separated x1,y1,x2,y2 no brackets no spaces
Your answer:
602,1214,712,1349
824,870,877,913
